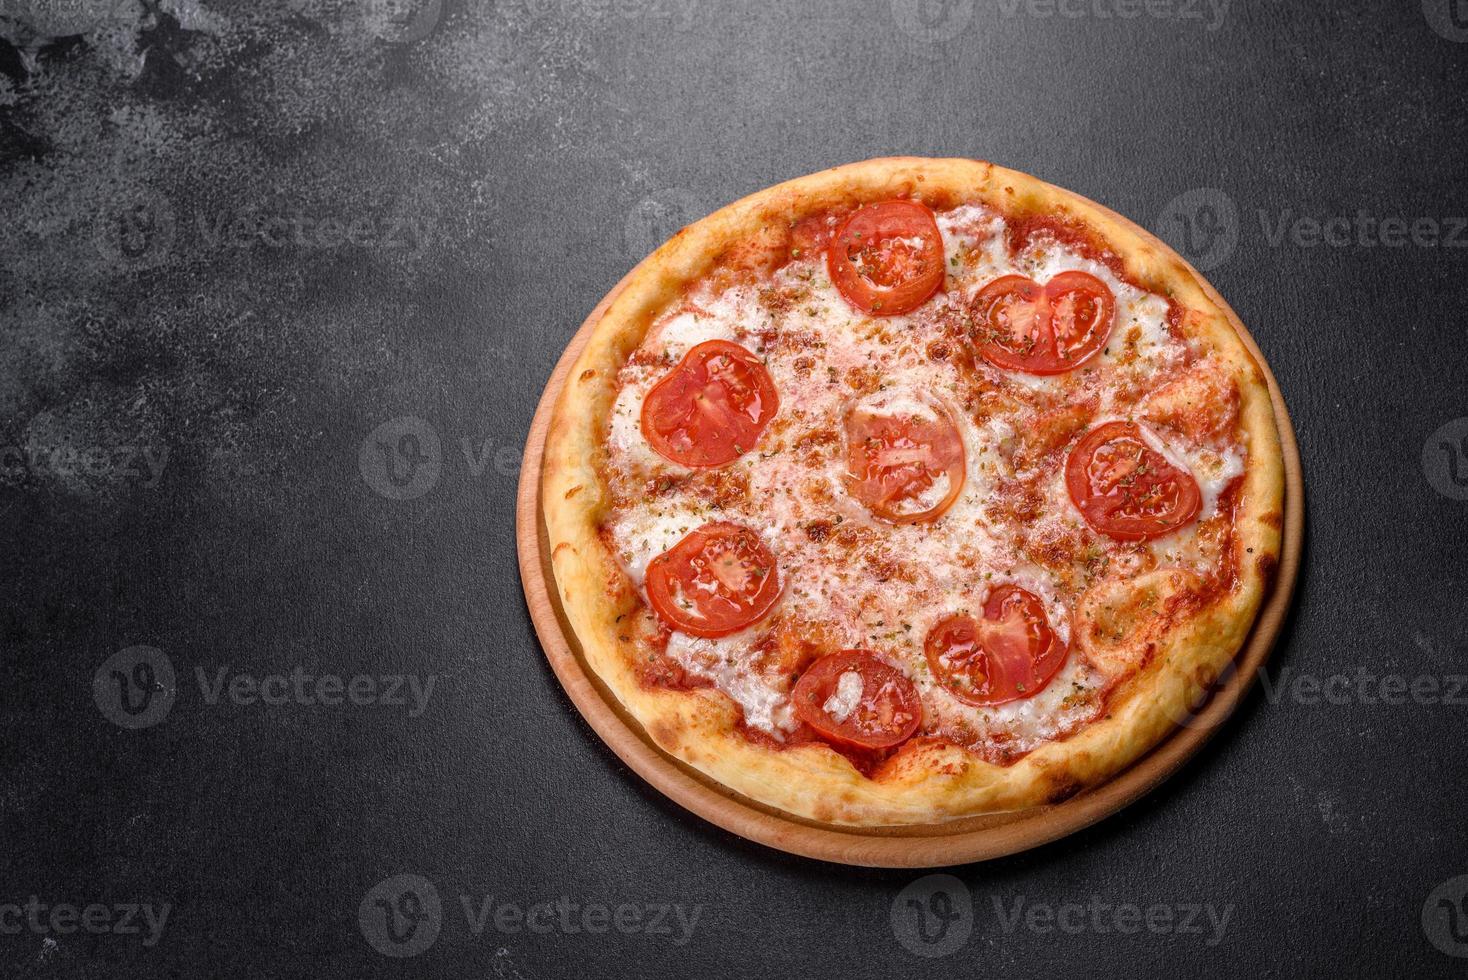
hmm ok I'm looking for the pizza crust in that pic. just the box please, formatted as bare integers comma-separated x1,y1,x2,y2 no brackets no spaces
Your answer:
542,158,1284,827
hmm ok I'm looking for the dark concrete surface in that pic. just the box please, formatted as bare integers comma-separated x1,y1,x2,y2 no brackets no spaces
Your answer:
1,0,1466,976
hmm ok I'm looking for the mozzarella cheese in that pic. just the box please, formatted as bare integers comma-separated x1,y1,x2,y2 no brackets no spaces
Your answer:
822,670,864,723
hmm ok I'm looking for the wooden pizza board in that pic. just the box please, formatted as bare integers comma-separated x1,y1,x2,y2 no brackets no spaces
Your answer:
515,196,1304,868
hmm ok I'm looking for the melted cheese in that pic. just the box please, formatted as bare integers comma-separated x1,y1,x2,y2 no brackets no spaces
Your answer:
823,671,864,723
667,631,796,733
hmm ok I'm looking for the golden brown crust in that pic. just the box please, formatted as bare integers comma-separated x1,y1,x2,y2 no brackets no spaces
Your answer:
542,158,1284,827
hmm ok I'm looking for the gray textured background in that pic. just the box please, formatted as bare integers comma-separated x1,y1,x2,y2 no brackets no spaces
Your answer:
2,0,1467,976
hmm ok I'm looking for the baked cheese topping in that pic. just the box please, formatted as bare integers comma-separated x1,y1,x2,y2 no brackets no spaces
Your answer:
822,670,864,724
602,202,1246,764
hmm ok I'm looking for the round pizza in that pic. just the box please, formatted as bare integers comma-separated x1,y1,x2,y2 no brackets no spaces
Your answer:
541,158,1284,827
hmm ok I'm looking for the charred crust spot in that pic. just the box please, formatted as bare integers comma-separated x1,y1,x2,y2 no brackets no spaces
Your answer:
647,719,682,751
1256,552,1279,590
564,485,583,499
1260,511,1283,530
579,369,597,382
1193,662,1221,689
1045,775,1085,805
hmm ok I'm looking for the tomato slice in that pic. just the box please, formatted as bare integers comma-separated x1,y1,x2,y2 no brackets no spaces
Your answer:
645,521,782,637
791,650,922,750
826,201,946,316
1065,420,1201,541
844,391,965,524
641,340,779,469
970,270,1116,375
924,585,1068,706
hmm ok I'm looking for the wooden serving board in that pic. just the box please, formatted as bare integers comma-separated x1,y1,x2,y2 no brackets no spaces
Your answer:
515,206,1304,869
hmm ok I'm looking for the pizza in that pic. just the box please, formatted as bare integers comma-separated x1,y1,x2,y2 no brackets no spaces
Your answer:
541,158,1284,827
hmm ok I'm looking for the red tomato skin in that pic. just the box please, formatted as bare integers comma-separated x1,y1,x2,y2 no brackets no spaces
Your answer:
843,392,966,525
826,201,946,316
1044,270,1116,361
970,274,1046,374
791,650,922,750
644,522,782,638
924,586,1067,706
970,270,1116,375
1065,421,1202,541
640,340,779,469
923,615,991,705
